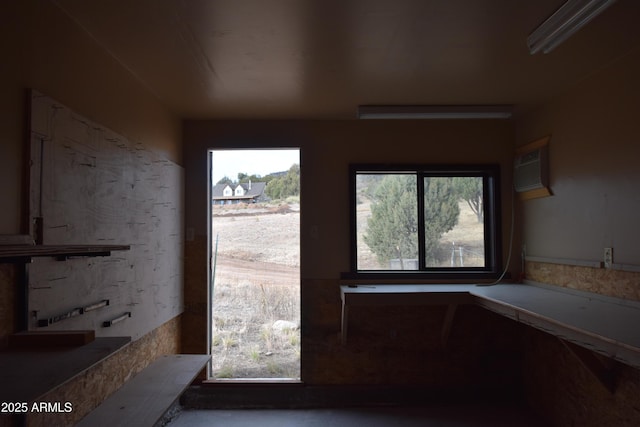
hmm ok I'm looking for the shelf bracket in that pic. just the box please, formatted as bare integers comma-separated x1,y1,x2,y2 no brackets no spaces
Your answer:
559,338,616,393
37,299,110,327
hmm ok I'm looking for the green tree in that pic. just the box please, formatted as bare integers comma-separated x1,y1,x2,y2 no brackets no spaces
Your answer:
217,176,233,185
364,175,460,268
218,173,267,186
454,177,483,222
423,177,460,262
237,172,263,184
364,175,418,268
265,164,300,200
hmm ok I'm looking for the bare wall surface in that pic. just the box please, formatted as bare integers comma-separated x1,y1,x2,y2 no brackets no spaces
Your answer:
0,0,182,234
27,93,184,340
516,47,640,267
516,40,640,427
0,2,184,417
183,119,516,280
0,0,182,336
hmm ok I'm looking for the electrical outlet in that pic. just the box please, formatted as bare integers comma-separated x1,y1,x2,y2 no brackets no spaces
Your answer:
604,247,613,269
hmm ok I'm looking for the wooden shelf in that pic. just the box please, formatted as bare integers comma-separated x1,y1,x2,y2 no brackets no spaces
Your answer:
0,337,131,402
341,283,640,370
9,330,96,348
0,244,130,262
76,354,210,427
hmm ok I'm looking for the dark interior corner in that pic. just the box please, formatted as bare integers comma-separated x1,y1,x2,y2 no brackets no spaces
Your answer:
2,1,640,426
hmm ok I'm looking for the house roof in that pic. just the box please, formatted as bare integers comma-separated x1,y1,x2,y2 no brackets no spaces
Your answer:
212,182,267,200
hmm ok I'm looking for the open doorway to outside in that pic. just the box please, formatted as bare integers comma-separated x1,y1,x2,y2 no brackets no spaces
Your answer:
208,148,300,380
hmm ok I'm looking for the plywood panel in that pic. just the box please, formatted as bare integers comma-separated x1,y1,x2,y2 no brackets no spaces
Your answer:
75,354,209,427
525,260,640,301
0,264,18,348
0,336,131,402
27,91,183,340
23,316,181,427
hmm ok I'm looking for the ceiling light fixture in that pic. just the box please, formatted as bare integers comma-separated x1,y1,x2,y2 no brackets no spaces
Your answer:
528,0,617,54
356,105,513,120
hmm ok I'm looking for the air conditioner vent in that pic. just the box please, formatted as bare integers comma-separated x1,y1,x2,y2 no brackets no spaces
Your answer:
514,139,549,194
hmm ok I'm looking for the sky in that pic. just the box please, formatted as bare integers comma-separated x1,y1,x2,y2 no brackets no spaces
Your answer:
210,149,300,184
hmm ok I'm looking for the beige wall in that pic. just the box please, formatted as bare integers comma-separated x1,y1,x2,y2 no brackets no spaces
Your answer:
8,0,639,420
516,47,640,267
0,0,182,235
182,119,519,383
184,119,516,280
516,45,640,427
0,3,183,422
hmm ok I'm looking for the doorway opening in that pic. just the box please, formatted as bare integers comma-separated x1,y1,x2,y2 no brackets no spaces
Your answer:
208,148,300,380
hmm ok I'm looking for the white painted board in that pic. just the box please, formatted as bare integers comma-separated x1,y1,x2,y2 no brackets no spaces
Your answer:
27,91,183,340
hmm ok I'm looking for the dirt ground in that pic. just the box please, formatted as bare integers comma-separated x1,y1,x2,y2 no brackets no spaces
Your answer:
210,203,300,379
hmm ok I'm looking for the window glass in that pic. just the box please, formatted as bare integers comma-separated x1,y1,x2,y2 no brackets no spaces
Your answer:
423,176,484,268
351,165,500,278
356,173,418,270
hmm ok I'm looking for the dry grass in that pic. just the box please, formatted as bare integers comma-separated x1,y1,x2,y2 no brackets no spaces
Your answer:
211,203,300,379
438,201,486,267
211,280,300,379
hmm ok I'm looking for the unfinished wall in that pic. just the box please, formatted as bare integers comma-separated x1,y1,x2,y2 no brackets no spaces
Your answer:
516,46,640,272
183,119,519,389
0,265,18,349
0,2,183,425
517,43,640,426
0,0,182,235
25,316,181,427
523,327,640,427
26,92,183,341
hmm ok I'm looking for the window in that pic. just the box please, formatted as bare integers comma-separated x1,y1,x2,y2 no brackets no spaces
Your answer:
349,164,501,279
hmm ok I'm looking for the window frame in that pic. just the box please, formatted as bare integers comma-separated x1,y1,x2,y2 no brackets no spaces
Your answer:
346,164,502,281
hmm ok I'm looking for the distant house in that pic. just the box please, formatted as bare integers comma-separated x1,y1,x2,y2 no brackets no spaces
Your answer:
212,181,267,205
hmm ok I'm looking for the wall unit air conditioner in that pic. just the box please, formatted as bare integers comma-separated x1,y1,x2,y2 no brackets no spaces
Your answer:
514,136,551,199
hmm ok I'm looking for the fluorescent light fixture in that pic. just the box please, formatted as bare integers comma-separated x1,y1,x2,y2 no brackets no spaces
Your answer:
528,0,617,54
357,105,513,120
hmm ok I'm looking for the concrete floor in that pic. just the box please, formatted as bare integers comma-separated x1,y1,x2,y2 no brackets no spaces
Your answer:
167,404,544,427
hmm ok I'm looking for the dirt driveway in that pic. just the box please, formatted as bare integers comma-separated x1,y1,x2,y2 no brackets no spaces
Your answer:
210,203,300,379
213,255,298,287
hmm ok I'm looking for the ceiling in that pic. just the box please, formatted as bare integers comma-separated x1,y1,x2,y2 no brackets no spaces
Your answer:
53,0,640,120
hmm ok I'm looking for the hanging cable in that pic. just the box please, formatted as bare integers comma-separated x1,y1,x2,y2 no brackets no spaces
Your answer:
476,185,516,287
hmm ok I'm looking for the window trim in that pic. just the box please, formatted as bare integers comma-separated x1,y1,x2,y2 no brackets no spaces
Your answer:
345,164,502,281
